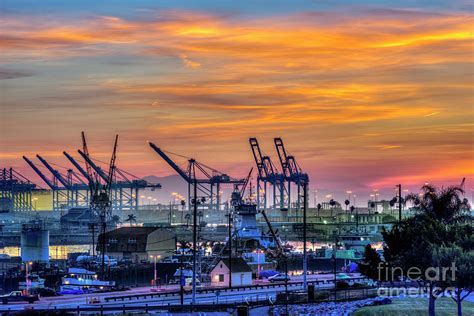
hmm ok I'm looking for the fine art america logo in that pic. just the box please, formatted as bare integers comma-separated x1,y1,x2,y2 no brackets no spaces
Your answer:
376,262,458,298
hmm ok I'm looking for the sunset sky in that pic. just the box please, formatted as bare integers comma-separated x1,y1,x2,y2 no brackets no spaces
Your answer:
1,1,473,202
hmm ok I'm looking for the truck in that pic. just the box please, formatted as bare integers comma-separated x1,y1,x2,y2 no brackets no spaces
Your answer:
0,291,39,304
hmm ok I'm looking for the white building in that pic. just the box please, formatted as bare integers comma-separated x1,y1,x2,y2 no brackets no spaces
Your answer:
210,258,253,287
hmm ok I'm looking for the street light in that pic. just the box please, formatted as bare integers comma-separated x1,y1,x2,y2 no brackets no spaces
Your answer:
25,261,33,294
150,255,161,287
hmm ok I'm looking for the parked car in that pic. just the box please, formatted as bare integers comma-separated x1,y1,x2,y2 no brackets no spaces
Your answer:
335,273,355,286
184,278,203,290
268,273,291,282
1,291,39,304
36,287,57,297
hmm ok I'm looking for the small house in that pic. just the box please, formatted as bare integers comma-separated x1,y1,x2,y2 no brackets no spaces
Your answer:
210,257,252,287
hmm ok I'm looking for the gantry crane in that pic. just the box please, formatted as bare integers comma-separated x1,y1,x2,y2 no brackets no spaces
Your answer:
23,156,79,210
149,142,246,211
249,138,286,211
82,134,118,279
274,138,309,211
1,167,37,211
36,155,89,206
24,133,161,212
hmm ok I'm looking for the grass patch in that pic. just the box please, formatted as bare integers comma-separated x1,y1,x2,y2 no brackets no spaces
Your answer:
353,297,474,316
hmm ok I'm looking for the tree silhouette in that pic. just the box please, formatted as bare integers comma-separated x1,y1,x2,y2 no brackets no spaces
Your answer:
406,184,471,224
124,214,137,226
184,213,191,228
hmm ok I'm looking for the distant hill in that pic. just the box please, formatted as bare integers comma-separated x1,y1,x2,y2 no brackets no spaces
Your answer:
141,174,188,204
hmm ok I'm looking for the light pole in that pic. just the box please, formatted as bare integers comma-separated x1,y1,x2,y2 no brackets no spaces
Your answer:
25,261,32,294
369,194,375,215
303,181,308,291
227,209,232,288
313,189,317,208
192,179,198,306
150,255,159,287
396,184,402,222
256,248,261,279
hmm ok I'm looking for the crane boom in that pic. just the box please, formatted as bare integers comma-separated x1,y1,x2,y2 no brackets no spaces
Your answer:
77,149,108,182
274,138,290,178
249,138,268,178
149,142,192,182
22,156,58,190
239,167,253,198
36,154,71,189
63,151,92,182
259,209,283,255
106,135,118,193
81,131,93,181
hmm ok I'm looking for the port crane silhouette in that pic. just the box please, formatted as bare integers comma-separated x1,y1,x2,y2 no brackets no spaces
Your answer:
79,132,118,279
274,137,309,211
148,142,246,210
249,137,287,211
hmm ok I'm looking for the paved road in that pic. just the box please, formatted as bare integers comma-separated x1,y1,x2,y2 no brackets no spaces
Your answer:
0,273,361,312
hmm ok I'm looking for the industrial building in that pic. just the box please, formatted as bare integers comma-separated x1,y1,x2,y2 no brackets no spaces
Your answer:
98,227,176,262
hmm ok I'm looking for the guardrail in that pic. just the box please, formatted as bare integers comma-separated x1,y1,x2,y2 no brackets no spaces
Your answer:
104,277,371,302
0,302,255,314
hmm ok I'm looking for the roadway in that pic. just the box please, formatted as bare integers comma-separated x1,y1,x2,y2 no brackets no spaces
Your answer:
0,273,361,312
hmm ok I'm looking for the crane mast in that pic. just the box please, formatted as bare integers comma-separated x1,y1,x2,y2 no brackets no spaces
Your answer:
249,138,286,211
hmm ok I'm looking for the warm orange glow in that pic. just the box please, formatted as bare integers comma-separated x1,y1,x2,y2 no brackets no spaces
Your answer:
1,9,472,194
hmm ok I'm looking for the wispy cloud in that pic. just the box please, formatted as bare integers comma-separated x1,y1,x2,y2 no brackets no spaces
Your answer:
1,8,472,191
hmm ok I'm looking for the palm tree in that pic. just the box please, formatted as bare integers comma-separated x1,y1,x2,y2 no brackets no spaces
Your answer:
329,199,336,217
111,215,121,226
406,184,471,224
316,203,322,217
124,214,137,226
184,213,191,228
344,199,350,213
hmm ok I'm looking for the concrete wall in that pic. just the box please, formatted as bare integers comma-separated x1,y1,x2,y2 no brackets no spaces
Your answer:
231,272,252,286
20,229,49,262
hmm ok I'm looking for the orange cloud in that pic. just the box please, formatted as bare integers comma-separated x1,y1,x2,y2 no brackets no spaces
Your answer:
1,9,472,192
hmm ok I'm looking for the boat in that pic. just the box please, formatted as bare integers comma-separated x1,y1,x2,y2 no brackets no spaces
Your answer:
19,274,45,290
76,255,118,267
338,233,373,251
59,268,115,293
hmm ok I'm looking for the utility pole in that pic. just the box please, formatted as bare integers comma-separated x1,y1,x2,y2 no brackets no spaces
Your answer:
333,234,338,302
100,214,106,280
398,184,402,222
89,223,96,257
179,241,184,305
285,258,289,315
169,202,172,225
303,182,307,290
192,179,197,306
228,210,232,288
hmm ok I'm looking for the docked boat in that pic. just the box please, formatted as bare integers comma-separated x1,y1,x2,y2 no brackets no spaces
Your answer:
59,268,115,293
19,274,45,290
338,232,373,252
